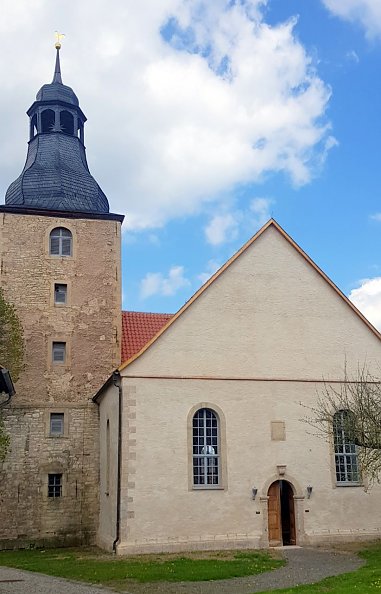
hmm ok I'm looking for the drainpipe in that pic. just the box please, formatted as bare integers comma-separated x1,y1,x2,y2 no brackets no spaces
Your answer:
112,370,122,553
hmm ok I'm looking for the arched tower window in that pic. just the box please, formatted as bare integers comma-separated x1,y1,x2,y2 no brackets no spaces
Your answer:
60,110,74,135
333,409,359,484
78,120,84,143
41,109,55,133
49,227,72,256
193,408,219,486
30,114,38,139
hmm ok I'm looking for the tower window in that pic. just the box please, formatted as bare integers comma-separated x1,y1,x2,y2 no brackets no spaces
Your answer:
54,283,67,304
50,227,72,256
30,113,38,139
60,110,74,135
78,120,84,142
41,109,55,133
50,413,64,436
52,341,66,364
48,474,62,498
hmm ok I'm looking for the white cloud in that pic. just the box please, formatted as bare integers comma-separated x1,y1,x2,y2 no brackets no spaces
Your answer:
370,213,381,222
322,0,381,40
346,50,360,63
349,277,381,330
140,265,190,298
204,196,273,245
204,212,241,245
250,197,273,227
0,1,332,231
197,259,221,285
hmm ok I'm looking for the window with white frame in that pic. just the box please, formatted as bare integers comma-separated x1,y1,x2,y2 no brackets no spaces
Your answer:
50,227,72,256
333,409,360,484
50,413,64,436
193,408,219,486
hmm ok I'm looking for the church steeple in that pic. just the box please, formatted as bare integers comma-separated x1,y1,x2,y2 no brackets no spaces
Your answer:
52,43,63,84
5,42,109,214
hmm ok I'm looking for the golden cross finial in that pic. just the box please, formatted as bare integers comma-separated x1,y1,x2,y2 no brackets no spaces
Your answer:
54,31,65,49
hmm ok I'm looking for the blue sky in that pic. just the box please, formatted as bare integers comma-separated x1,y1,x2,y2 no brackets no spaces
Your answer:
0,0,380,327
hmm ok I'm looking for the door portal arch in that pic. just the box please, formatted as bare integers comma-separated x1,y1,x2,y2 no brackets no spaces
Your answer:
267,480,296,546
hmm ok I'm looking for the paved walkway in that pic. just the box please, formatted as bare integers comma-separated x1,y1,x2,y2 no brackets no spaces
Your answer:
0,547,363,594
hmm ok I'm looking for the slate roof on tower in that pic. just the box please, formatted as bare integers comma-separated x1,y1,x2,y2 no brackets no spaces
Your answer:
5,44,109,214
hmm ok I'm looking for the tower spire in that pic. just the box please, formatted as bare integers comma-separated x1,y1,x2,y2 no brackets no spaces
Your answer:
4,34,110,214
52,32,65,84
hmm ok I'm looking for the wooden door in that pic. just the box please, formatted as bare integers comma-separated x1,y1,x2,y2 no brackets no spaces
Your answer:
288,485,296,545
267,481,282,546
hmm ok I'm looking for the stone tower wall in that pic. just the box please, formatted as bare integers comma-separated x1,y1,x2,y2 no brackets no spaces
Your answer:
0,210,121,547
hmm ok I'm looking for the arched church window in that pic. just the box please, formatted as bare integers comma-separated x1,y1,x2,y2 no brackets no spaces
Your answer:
41,109,55,133
333,409,359,484
50,227,72,257
60,110,74,135
193,408,219,486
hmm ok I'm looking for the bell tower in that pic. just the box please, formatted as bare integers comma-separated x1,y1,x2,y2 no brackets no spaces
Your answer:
6,41,109,214
0,43,123,547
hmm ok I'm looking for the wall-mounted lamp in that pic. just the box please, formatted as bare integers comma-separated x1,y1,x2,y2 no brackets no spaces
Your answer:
306,485,313,499
252,487,258,500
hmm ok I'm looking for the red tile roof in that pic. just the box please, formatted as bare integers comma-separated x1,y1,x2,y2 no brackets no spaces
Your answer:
121,311,173,363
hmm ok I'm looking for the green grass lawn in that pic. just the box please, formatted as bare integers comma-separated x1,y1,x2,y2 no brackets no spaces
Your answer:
0,547,283,585
254,543,381,594
1,543,380,592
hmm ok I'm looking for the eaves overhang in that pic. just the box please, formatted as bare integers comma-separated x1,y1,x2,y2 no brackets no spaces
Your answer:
0,205,125,223
27,100,87,122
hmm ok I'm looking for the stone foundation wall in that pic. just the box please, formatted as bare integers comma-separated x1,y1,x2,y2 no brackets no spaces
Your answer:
0,403,99,548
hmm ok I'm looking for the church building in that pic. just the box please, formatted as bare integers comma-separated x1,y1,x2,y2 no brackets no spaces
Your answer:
1,46,381,552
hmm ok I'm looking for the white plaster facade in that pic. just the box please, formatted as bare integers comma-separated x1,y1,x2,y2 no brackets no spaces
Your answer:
97,221,381,554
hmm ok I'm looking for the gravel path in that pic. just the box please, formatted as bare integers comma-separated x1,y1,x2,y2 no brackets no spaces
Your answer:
0,567,114,594
0,547,363,594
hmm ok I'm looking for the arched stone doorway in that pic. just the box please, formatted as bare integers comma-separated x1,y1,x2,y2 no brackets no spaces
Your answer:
267,480,296,546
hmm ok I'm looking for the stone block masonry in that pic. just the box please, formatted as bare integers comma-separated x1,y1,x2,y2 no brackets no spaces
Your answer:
0,210,121,548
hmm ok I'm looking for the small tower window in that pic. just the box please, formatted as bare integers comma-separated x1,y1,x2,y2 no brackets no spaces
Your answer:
54,283,67,304
60,110,74,135
78,120,84,142
30,114,38,139
50,413,64,436
52,341,66,364
50,227,72,256
48,473,62,498
41,109,55,133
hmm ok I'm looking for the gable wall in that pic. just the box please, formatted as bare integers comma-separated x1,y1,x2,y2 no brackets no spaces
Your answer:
125,226,381,379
